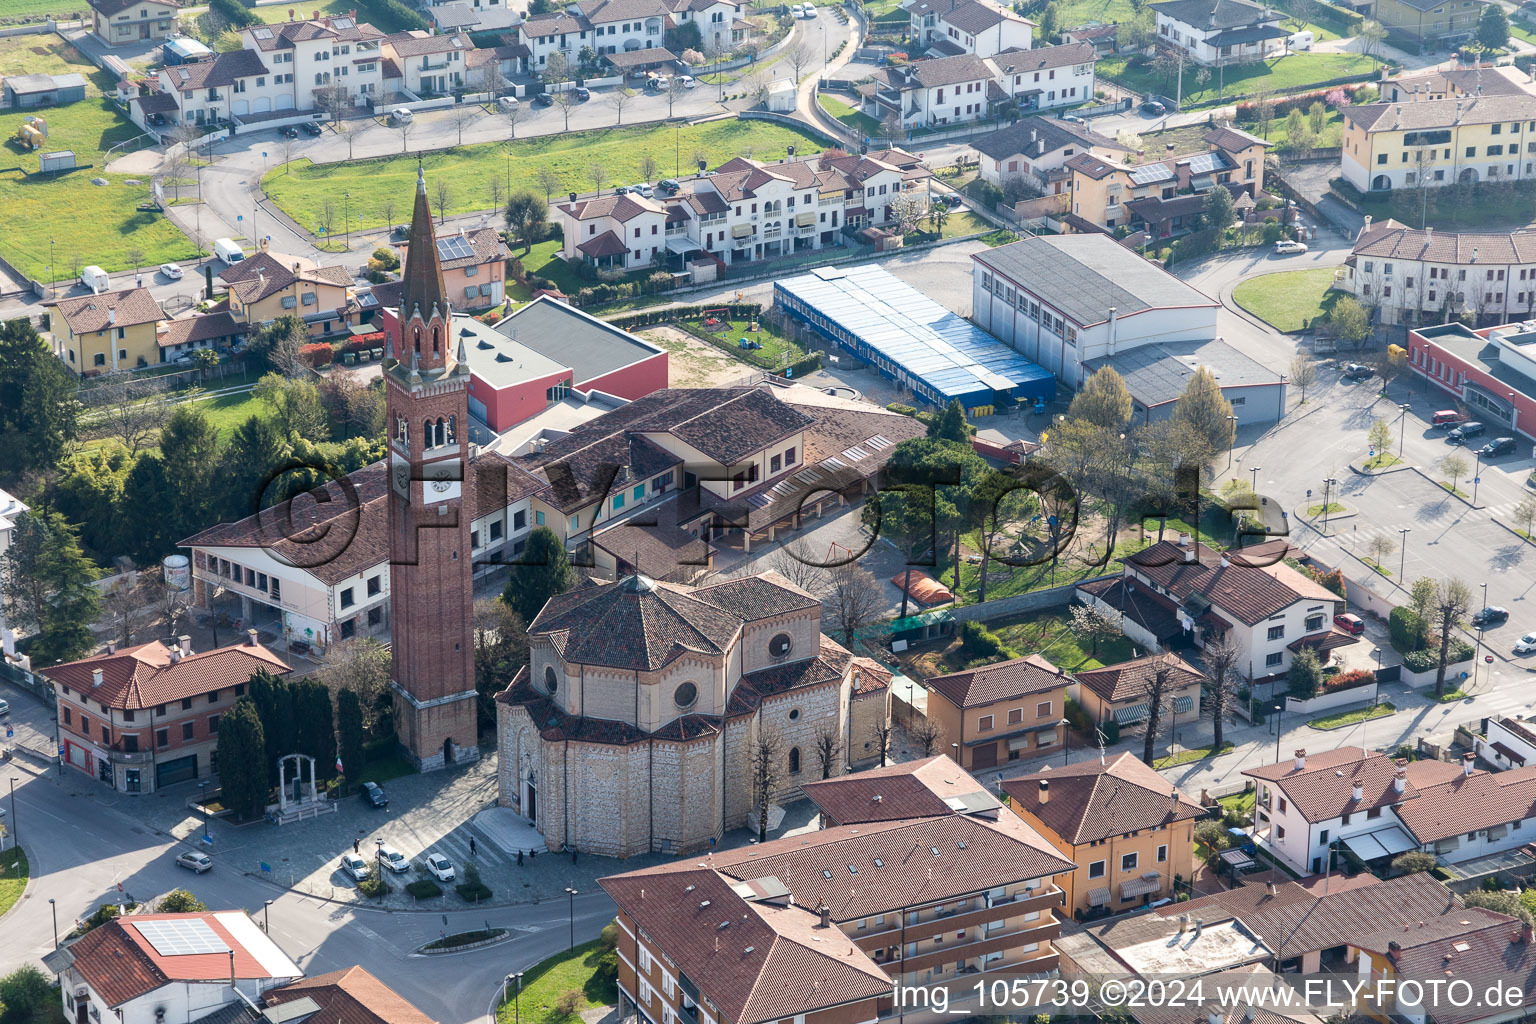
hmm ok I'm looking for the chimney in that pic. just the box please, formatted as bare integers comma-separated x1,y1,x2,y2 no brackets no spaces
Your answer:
1245,1009,1256,1022
1219,554,1230,568
1463,752,1476,776
1178,914,1188,933
108,308,116,326
91,667,103,688
1522,922,1535,944
699,159,707,172
229,949,236,990
1178,532,1190,547
818,904,831,928
1192,917,1204,940
246,628,259,647
106,641,116,655
1184,547,1197,563
1425,225,1433,244
1294,749,1307,770
1266,882,1278,897
1107,306,1118,356
568,192,577,204
1038,778,1050,804
1351,780,1364,802
1170,789,1180,815
178,635,191,657
1394,769,1407,794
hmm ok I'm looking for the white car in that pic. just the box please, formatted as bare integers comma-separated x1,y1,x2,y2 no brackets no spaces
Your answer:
1274,239,1308,255
159,263,183,280
0,698,9,716
1515,632,1536,654
679,75,697,89
424,853,456,881
339,853,371,881
631,182,654,198
378,844,411,874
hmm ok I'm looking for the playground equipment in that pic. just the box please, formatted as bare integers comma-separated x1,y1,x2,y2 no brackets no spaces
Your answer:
14,115,48,151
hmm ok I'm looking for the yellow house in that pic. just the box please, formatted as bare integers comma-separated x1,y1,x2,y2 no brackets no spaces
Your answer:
1341,94,1536,195
221,249,355,338
1368,0,1486,47
55,287,163,375
924,653,1070,772
88,0,179,46
1001,752,1205,919
1072,653,1205,733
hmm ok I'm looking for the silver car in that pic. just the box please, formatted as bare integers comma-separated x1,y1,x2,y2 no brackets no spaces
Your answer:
176,851,213,873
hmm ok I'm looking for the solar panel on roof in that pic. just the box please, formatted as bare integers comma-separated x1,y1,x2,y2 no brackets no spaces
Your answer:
437,235,476,262
747,493,773,508
1128,163,1173,185
1182,151,1227,176
253,27,273,38
133,919,229,957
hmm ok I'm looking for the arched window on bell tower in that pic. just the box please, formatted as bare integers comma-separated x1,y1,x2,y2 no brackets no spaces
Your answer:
423,418,435,449
413,326,422,357
432,325,440,357
435,418,446,447
447,415,456,445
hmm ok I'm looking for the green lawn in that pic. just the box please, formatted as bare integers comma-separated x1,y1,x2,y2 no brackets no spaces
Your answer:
495,940,617,1024
818,93,883,136
1,100,204,280
251,0,416,30
1233,268,1341,333
988,606,1139,673
1363,452,1402,470
683,316,806,368
1309,701,1395,729
0,35,113,94
1218,789,1255,822
1248,109,1344,149
1098,52,1376,108
264,119,826,235
936,210,988,238
1306,501,1345,516
0,0,81,21
0,847,29,920
510,237,652,297
1154,741,1233,770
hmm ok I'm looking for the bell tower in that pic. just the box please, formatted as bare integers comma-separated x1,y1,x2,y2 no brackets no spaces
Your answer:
383,167,478,771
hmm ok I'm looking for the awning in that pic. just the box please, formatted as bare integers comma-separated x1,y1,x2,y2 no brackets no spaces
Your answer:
1121,874,1162,900
1173,695,1194,714
795,211,816,227
1219,848,1257,872
1087,886,1112,907
731,223,753,239
1114,704,1150,725
1492,741,1527,765
1488,824,1509,841
1343,826,1417,860
1288,629,1362,655
1436,836,1461,853
665,236,696,255
1008,734,1034,751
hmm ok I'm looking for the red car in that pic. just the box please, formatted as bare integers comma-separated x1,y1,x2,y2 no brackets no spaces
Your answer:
1334,613,1365,635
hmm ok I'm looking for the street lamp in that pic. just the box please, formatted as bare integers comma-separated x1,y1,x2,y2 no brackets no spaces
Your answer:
1398,402,1412,457
1398,527,1411,582
1059,717,1070,766
1321,477,1339,533
7,776,15,843
198,780,210,841
263,899,273,933
48,898,58,949
1250,465,1262,493
564,887,578,949
1225,414,1239,470
504,972,524,1024
1273,704,1284,764
1472,450,1484,506
375,837,384,882
48,237,55,299
343,191,351,249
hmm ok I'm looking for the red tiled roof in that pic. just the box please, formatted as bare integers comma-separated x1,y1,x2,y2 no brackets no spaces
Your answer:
266,967,439,1024
1002,750,1205,845
576,230,629,258
1125,541,1322,626
926,653,1068,710
44,638,290,711
1244,747,1434,823
157,311,245,348
801,754,992,824
1074,653,1204,704
1395,762,1536,843
57,287,162,335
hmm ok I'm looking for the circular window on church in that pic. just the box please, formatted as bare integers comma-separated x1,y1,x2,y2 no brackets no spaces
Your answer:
544,666,558,695
674,682,698,710
788,708,801,722
769,633,794,659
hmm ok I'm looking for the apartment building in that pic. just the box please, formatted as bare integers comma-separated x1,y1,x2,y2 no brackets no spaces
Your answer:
601,755,1075,1022
1406,321,1536,439
220,246,356,337
1341,93,1536,194
862,47,1097,129
1002,753,1204,917
993,42,1098,114
384,30,472,94
1368,0,1487,46
88,0,179,47
1345,218,1536,325
556,191,669,271
905,0,1034,57
1151,0,1288,64
242,16,387,111
518,0,678,68
398,225,505,310
924,654,1069,771
668,0,749,52
1070,654,1204,733
974,114,1127,192
1380,64,1534,103
44,633,291,793
55,286,164,375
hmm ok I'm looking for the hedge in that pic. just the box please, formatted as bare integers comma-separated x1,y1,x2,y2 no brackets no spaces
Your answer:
780,351,823,379
406,879,443,900
301,342,334,367
456,882,493,902
1389,605,1423,653
1232,83,1372,123
209,0,257,27
608,302,761,332
885,402,917,417
1402,638,1475,673
355,0,426,31
1324,668,1375,693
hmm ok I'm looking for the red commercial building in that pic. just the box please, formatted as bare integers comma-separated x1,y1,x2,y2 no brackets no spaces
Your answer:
1408,321,1536,443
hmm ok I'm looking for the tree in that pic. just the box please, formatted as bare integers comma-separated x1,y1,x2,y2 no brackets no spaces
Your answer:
479,53,508,98
504,526,574,624
192,347,220,382
0,317,79,483
868,719,894,767
0,966,55,1024
158,889,208,913
1514,494,1536,539
219,698,268,820
1432,577,1472,696
927,399,970,443
1202,632,1241,751
590,162,608,194
1440,451,1469,493
826,560,883,646
1358,18,1387,63
812,724,840,779
317,371,383,441
554,88,580,131
1407,577,1437,650
784,38,814,82
1330,295,1372,347
535,165,561,205
1171,365,1236,458
1253,89,1276,139
1390,849,1438,875
102,575,154,649
890,192,926,234
1068,366,1133,429
336,687,366,785
1,511,101,665
1307,99,1327,139
316,638,392,734
294,678,337,779
433,178,451,224
1203,185,1237,233
609,87,635,126
473,597,527,726
503,103,523,144
395,118,414,154
1069,602,1121,656
1288,645,1323,700
973,470,1035,604
380,197,397,238
881,110,904,141
99,376,172,457
908,718,943,756
1368,417,1393,454
767,535,827,594
667,75,687,118
640,155,658,184
1365,532,1396,571
248,314,309,377
1478,2,1509,49
749,731,782,843
315,84,349,125
1140,655,1179,765
1283,108,1313,151
255,372,328,440
1462,888,1533,924
1289,353,1317,403
504,191,548,255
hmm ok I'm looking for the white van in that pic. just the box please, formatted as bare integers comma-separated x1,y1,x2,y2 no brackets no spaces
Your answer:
79,265,110,294
1287,29,1314,49
390,107,414,124
213,238,244,264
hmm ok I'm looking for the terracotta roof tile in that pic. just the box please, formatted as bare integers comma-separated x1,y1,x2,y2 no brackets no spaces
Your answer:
1074,653,1203,704
1394,762,1536,843
926,653,1068,709
1243,747,1427,823
266,966,438,1024
1125,541,1318,625
44,639,291,710
57,287,162,335
1002,751,1205,845
801,754,994,823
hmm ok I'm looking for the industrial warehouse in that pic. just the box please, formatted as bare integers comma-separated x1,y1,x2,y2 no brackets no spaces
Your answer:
774,264,1056,415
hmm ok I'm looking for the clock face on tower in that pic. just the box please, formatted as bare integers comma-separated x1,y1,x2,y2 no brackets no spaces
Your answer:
424,463,462,504
391,452,410,499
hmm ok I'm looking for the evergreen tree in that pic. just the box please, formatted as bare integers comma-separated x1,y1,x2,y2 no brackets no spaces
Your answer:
159,405,221,546
0,510,100,665
51,447,132,564
0,965,56,1024
1477,3,1509,49
503,526,574,624
926,399,970,443
0,317,79,485
219,414,291,522
337,687,367,790
217,698,268,821
1171,366,1237,457
248,669,296,786
1203,185,1237,233
1067,366,1134,429
119,453,178,565
295,679,337,779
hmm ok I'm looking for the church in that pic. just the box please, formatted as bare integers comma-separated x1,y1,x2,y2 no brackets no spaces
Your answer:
496,570,890,858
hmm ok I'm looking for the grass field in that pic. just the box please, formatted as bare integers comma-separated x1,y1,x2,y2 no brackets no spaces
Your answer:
1154,741,1233,769
0,847,28,920
264,119,826,234
684,316,806,368
0,34,112,94
1233,268,1341,332
1310,701,1395,729
1251,108,1344,149
818,93,883,136
1,99,204,280
250,0,415,30
0,0,80,22
1098,52,1375,108
989,607,1138,673
509,236,653,297
495,940,617,1024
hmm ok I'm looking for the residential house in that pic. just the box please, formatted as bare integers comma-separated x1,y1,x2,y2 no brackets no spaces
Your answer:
517,0,677,68
1001,752,1205,917
1405,320,1536,439
0,487,28,643
1392,757,1536,863
905,0,1034,58
923,654,1070,771
1367,0,1488,46
600,754,1075,1015
1151,0,1289,64
863,53,1003,129
55,286,164,375
398,225,505,310
146,48,270,129
260,968,441,1024
156,311,246,362
1380,64,1534,103
667,0,748,51
1062,22,1124,55
88,0,179,47
1062,124,1269,233
220,245,356,337
241,16,387,112
1473,714,1536,769
43,911,302,1024
1069,654,1205,734
974,114,1126,192
1345,218,1536,326
555,191,669,271
1057,908,1273,975
517,12,592,69
1340,93,1536,195
44,633,291,793
383,30,472,95
992,41,1098,114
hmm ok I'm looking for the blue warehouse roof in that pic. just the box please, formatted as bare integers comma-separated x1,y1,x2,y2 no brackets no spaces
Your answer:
775,265,1054,406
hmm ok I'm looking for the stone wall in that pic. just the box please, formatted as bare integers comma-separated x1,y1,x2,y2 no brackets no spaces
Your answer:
848,688,890,767
950,576,1114,624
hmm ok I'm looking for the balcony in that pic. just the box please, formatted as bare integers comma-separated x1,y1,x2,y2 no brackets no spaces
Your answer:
110,747,155,764
761,227,782,239
855,887,1063,947
898,921,1061,977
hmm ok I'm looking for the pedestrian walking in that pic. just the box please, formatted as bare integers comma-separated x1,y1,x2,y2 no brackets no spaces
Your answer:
353,838,360,854
517,849,524,866
470,836,477,856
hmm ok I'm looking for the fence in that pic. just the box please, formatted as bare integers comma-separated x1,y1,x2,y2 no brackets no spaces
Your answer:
0,658,53,705
1281,682,1378,715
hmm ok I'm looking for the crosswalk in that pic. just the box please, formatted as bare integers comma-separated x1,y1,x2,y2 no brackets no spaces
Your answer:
1314,496,1527,549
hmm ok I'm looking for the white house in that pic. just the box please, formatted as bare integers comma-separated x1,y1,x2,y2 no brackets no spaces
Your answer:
904,0,1033,57
44,912,302,1024
973,114,1127,191
517,0,679,67
555,191,669,271
993,41,1097,113
667,0,748,51
242,15,386,112
1151,0,1288,65
384,30,472,95
0,487,27,648
1344,219,1536,326
863,53,1000,128
1475,715,1536,769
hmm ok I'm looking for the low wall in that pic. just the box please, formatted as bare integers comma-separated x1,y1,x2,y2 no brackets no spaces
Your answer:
0,20,57,37
1402,658,1476,690
1285,682,1378,715
947,574,1115,624
738,109,844,147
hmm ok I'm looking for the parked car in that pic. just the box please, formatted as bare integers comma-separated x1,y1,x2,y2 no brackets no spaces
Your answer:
0,698,8,716
361,780,389,808
1140,99,1166,116
302,121,323,136
1433,409,1465,427
1273,239,1308,254
1342,362,1374,380
280,125,299,138
657,178,681,193
1447,421,1486,444
631,182,654,197
534,92,554,106
679,74,697,88
424,853,456,881
339,853,371,881
390,107,413,124
1059,114,1086,125
1515,632,1536,654
1472,606,1510,627
1479,436,1517,457
176,851,213,873
575,86,591,101
159,263,183,280
1333,612,1365,635
497,96,520,111
939,192,963,208
378,844,411,873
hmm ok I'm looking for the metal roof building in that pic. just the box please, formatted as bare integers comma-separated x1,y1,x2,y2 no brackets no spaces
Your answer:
774,265,1055,412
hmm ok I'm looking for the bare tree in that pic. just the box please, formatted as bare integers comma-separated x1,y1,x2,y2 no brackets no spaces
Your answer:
554,88,580,131
158,572,190,637
1440,451,1469,494
746,71,771,107
315,84,349,124
1515,494,1536,540
1433,577,1472,697
535,165,561,203
452,105,478,146
590,162,607,193
505,102,524,140
1365,532,1396,572
280,136,296,172
1201,632,1240,752
434,178,451,224
869,719,894,767
767,536,827,593
479,54,508,99
812,724,841,779
750,731,783,842
1289,353,1317,402
908,717,942,757
488,175,505,218
380,197,397,237
316,637,394,733
667,75,687,116
784,38,814,83
163,142,192,202
827,561,882,647
609,87,635,125
640,155,658,183
318,198,337,240
102,575,155,648
395,119,414,154
101,376,172,455
1140,654,1179,766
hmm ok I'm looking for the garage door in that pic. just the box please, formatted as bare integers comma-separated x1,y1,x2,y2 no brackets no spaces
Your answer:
156,754,198,788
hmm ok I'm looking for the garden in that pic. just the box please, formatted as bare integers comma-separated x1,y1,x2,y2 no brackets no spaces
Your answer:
1232,268,1343,333
495,933,620,1024
1097,52,1376,108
